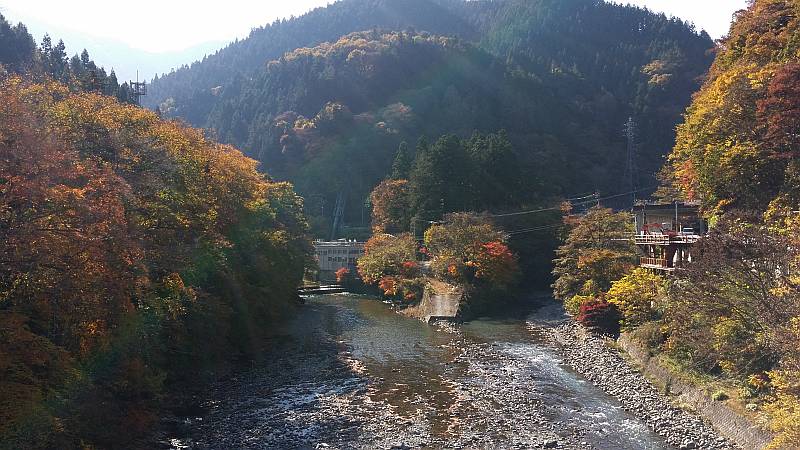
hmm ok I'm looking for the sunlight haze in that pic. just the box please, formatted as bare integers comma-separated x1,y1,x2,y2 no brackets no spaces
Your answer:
0,0,332,52
2,0,747,55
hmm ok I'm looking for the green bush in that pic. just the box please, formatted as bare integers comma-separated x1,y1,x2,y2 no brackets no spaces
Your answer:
712,390,729,401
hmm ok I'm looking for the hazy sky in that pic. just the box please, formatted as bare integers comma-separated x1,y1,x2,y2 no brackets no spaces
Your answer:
0,0,333,52
0,0,750,54
621,0,750,38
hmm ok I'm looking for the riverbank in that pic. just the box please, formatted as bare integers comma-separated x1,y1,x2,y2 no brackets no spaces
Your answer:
544,320,736,449
617,332,774,449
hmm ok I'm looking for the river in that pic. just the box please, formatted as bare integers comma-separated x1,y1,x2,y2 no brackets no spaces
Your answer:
164,294,678,449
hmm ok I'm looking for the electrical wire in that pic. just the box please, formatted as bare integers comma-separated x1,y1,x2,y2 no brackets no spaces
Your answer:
487,185,657,219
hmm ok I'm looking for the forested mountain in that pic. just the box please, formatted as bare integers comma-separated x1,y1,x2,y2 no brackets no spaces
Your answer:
147,0,715,230
664,0,800,218
605,1,800,446
0,13,137,102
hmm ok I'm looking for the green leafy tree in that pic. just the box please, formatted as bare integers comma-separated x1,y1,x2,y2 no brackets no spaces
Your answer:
390,141,412,179
410,134,474,220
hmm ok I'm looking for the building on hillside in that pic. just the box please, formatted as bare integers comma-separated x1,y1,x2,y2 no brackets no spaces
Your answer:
633,202,707,273
313,239,365,280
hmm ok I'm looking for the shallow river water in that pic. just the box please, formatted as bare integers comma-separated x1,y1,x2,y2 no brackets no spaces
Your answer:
165,294,674,449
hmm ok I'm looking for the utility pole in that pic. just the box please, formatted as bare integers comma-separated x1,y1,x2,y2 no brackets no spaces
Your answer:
623,117,639,207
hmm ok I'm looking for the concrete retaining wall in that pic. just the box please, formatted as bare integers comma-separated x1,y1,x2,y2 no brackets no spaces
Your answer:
618,333,775,450
400,279,464,323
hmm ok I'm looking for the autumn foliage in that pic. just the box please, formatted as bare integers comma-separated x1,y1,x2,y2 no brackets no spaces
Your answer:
335,267,351,284
0,77,310,448
369,179,411,234
356,233,418,285
577,299,621,336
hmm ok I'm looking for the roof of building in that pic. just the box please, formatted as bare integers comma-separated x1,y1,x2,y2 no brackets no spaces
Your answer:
313,239,365,246
632,201,701,213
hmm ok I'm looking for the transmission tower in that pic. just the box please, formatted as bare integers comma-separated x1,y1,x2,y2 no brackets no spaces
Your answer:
623,116,640,207
129,70,147,106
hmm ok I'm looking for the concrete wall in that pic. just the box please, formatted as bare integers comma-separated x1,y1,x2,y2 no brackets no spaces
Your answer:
400,279,464,323
618,333,775,450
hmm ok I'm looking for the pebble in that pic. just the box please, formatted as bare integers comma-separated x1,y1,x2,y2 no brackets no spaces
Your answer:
547,322,738,449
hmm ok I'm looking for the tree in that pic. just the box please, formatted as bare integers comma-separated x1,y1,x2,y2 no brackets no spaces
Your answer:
423,213,516,285
0,15,36,72
758,63,800,160
466,131,529,210
50,40,68,81
469,241,519,288
0,77,311,448
356,233,418,285
552,206,637,304
665,217,798,377
390,141,412,179
370,179,411,233
606,268,665,331
39,34,52,69
577,299,621,336
105,69,119,97
409,134,474,220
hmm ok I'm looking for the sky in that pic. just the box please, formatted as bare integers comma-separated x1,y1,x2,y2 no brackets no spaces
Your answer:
0,0,750,80
620,0,750,38
0,0,332,53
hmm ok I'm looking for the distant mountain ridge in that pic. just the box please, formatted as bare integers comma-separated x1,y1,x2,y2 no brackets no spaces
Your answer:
3,13,226,82
143,0,714,226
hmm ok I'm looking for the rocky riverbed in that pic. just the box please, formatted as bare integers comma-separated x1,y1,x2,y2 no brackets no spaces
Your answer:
544,323,736,450
159,295,736,449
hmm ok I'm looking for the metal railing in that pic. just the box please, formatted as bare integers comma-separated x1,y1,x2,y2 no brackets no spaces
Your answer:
635,234,701,245
640,257,669,268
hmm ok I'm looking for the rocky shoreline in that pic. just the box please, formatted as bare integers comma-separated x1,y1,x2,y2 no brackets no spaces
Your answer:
543,322,737,450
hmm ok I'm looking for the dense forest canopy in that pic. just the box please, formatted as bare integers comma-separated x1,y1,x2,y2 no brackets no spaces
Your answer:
664,0,800,220
146,0,715,234
0,76,310,447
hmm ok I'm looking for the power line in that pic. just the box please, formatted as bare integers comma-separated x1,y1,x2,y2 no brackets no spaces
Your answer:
487,186,657,219
505,223,564,236
577,186,657,205
489,205,563,218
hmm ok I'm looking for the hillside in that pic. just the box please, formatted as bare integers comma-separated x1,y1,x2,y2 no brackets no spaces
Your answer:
664,0,800,217
0,77,310,448
202,31,575,213
148,0,714,230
